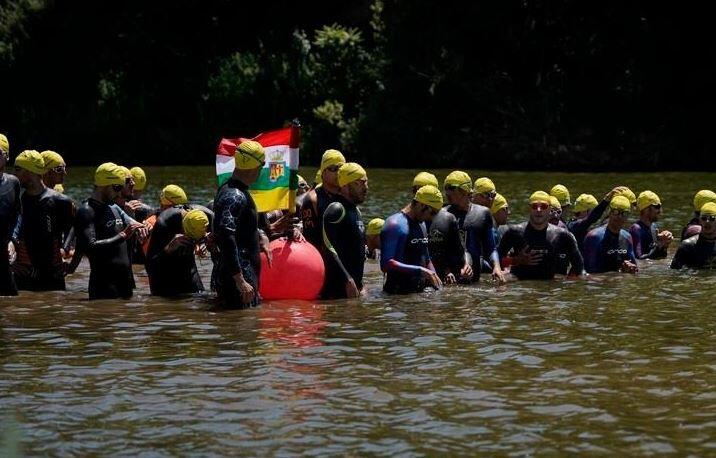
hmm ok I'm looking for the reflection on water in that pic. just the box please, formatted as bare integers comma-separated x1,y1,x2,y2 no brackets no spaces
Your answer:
2,168,716,455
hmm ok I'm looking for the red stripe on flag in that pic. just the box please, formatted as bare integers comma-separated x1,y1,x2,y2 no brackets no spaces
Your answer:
216,125,299,156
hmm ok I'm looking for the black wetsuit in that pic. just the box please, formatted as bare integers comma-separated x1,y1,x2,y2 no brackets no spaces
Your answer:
300,186,337,248
453,203,497,280
0,173,21,295
145,207,214,296
428,208,465,281
498,221,584,279
14,187,75,291
321,197,365,299
567,199,609,253
213,178,261,308
74,198,134,299
670,234,716,269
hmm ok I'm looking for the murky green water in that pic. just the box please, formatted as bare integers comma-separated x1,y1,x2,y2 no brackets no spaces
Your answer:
2,167,716,455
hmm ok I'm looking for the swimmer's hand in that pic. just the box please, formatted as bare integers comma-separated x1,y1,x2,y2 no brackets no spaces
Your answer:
444,273,456,285
459,263,473,281
233,272,256,304
657,230,674,248
259,232,272,267
512,245,542,266
605,186,628,201
620,260,639,274
345,278,360,298
491,265,506,284
421,268,443,290
125,200,144,212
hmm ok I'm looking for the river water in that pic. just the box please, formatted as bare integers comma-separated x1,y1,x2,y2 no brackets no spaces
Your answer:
2,167,716,456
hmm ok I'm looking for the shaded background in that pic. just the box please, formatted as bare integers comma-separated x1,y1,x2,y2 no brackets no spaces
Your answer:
1,0,714,170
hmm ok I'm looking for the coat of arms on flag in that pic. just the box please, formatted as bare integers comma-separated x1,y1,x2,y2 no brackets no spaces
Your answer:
216,123,300,213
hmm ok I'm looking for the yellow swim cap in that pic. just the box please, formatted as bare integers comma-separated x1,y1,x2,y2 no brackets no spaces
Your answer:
366,218,385,236
574,194,599,213
14,150,45,175
529,191,551,205
41,150,65,171
412,171,439,189
182,209,209,240
610,196,631,212
94,162,126,186
0,134,8,155
54,184,64,194
490,193,508,215
444,170,472,192
550,184,571,206
337,162,367,187
235,140,265,170
130,167,147,190
694,190,716,212
160,184,188,206
701,202,716,218
474,177,496,194
549,195,562,211
637,190,661,211
414,185,443,210
314,169,322,185
116,166,132,181
320,149,346,172
615,187,636,204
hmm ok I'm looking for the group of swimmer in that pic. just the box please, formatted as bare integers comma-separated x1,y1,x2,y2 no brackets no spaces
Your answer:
1,131,716,308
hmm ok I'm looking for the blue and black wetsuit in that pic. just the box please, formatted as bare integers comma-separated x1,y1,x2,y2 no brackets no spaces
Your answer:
428,208,465,281
380,211,432,294
0,173,21,295
583,226,636,273
300,186,337,248
629,220,667,260
145,206,214,296
320,197,365,299
498,222,584,279
213,178,261,308
74,198,134,299
670,234,716,269
453,203,498,280
567,199,609,254
14,187,75,291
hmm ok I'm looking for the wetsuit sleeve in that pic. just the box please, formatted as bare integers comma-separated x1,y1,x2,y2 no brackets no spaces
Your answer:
322,201,353,283
146,211,183,262
380,217,423,275
629,223,644,258
625,233,637,264
116,206,138,226
497,227,515,260
670,245,686,269
585,199,609,226
582,231,600,273
74,206,125,249
214,191,245,277
7,181,20,241
565,232,585,275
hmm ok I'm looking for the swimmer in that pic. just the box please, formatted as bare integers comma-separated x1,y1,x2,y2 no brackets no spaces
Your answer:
212,141,265,308
471,177,496,208
583,196,638,274
671,202,716,269
629,191,672,259
365,218,384,260
498,191,584,279
381,185,443,294
321,163,369,299
74,163,144,299
12,150,75,291
0,134,20,296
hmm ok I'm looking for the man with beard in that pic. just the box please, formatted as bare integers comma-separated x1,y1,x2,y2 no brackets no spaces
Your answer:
320,162,369,299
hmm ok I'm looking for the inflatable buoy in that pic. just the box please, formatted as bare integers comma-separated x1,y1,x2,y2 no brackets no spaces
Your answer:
259,238,325,300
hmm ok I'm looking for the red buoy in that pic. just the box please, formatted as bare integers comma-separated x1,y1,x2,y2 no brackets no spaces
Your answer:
259,238,325,300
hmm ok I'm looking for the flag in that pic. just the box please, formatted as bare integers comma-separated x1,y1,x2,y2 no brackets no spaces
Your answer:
216,125,300,213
